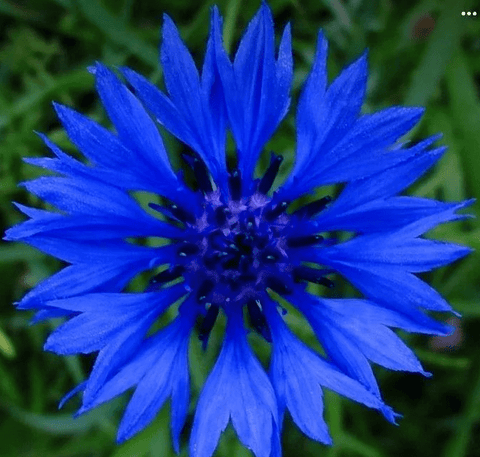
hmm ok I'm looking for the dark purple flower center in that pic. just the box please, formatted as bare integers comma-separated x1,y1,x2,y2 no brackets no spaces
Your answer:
149,153,333,347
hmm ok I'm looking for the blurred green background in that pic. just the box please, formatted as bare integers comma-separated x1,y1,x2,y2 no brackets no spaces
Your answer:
1,0,480,456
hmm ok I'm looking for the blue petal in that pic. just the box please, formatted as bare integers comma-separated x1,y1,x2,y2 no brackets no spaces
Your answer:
116,315,193,446
77,309,195,452
45,284,186,314
44,306,150,355
81,318,155,408
6,201,181,241
53,102,193,204
30,307,74,324
282,34,368,196
59,381,88,409
284,110,428,198
264,301,332,443
12,235,173,265
212,4,292,191
264,298,397,430
306,314,381,396
20,176,140,217
16,253,162,311
94,63,177,186
158,14,227,187
298,295,430,378
280,28,439,199
332,263,454,314
315,197,462,233
316,231,471,274
43,287,185,355
190,309,278,457
29,134,199,208
79,319,185,411
322,136,445,210
121,64,229,193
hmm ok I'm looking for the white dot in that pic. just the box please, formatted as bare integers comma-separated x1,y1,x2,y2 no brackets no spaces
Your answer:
474,12,478,16
467,11,471,15
462,11,466,15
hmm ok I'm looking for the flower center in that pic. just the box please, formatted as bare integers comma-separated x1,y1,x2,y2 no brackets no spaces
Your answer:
148,152,333,347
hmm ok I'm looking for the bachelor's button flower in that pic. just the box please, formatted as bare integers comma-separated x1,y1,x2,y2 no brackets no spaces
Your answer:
5,3,473,457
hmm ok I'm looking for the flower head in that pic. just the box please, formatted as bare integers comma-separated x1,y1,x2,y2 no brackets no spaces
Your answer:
5,3,472,457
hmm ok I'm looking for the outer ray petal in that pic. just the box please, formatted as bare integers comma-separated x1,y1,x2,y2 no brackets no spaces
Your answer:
116,311,193,447
13,235,173,265
121,15,228,191
32,133,202,211
314,197,465,233
293,294,431,395
280,28,436,198
15,248,165,311
43,285,186,355
211,4,292,191
311,200,472,272
53,102,193,204
5,201,181,241
263,297,397,434
190,309,279,457
76,305,196,452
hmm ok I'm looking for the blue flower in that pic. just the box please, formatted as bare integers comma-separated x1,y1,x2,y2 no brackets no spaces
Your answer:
5,3,473,457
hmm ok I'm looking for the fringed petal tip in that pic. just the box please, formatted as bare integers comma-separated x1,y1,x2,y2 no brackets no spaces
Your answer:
58,381,87,410
382,406,403,425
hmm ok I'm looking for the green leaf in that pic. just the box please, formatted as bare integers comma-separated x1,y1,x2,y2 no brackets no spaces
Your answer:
112,407,172,457
415,349,470,370
0,327,16,359
443,352,480,457
7,399,118,436
404,0,465,106
76,0,158,69
445,51,480,214
336,432,384,457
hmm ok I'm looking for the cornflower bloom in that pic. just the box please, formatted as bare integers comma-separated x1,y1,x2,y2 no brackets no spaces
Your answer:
5,3,472,457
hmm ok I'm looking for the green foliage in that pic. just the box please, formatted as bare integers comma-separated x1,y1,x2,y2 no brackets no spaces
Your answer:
1,0,479,456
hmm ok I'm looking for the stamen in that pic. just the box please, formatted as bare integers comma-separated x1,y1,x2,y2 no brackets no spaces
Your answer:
265,276,292,295
265,200,289,221
260,248,281,263
229,168,242,201
287,234,324,248
245,215,256,230
258,153,283,195
149,265,184,286
222,255,241,270
255,234,269,249
148,202,180,225
293,266,334,288
197,279,215,303
239,255,250,273
235,234,254,254
166,203,196,225
215,206,231,226
204,251,225,269
182,153,212,194
207,230,226,250
294,196,332,219
239,272,256,283
177,242,200,257
198,304,219,350
247,299,272,342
